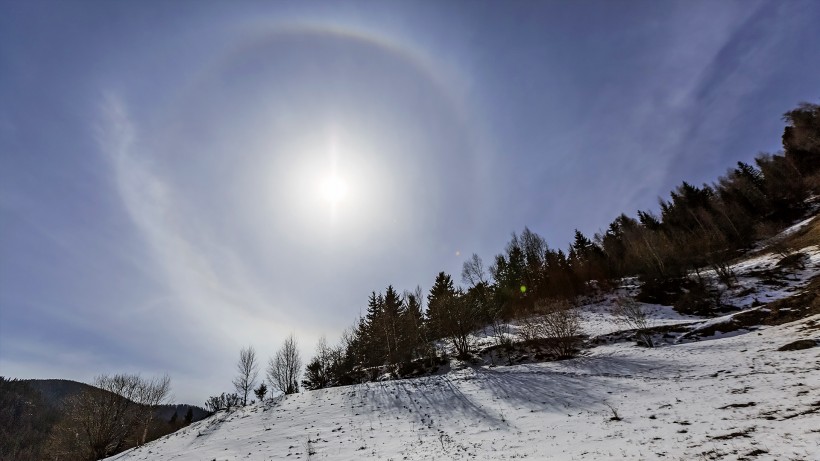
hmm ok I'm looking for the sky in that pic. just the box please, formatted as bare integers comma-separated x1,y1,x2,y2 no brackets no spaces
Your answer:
1,0,818,405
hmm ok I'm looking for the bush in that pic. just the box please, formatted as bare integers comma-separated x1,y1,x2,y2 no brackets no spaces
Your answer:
673,278,724,316
520,300,583,358
204,393,241,413
775,252,809,272
612,297,655,347
637,277,685,306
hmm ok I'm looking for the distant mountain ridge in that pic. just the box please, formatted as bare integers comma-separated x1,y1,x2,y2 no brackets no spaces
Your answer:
23,378,98,406
0,377,210,461
21,378,209,420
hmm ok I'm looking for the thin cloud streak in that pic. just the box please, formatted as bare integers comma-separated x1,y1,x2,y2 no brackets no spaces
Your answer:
95,94,322,394
97,94,267,326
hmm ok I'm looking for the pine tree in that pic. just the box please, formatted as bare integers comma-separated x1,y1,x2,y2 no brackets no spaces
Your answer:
736,161,765,192
253,382,267,402
382,285,405,365
402,288,426,361
362,291,385,368
519,227,547,300
426,272,456,339
302,357,328,390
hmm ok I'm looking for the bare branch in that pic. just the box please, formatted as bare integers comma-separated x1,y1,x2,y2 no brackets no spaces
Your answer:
461,253,488,287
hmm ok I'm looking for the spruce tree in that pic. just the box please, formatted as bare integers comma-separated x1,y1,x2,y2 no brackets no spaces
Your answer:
402,289,426,361
426,272,456,339
254,382,267,402
362,291,385,368
382,285,405,365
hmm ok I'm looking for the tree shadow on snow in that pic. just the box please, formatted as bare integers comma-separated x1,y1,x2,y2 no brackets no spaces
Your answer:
556,353,680,379
469,353,675,413
350,375,507,427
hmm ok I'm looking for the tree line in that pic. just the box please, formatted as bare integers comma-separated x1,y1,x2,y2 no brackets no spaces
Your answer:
219,102,819,399
298,101,820,388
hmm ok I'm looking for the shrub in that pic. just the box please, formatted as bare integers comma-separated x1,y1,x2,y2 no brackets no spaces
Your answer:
204,393,241,413
612,296,655,347
520,300,583,358
776,252,809,272
637,277,685,306
673,278,724,316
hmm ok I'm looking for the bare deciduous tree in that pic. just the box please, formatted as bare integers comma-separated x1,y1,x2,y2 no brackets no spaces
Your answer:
488,309,514,366
48,373,171,460
135,374,171,445
233,345,259,406
461,253,488,287
439,291,478,358
267,334,302,395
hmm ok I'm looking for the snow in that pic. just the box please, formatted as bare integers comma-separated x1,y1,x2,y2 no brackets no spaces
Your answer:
753,210,818,251
578,298,695,338
778,215,817,239
722,245,820,309
106,242,820,461
108,316,820,461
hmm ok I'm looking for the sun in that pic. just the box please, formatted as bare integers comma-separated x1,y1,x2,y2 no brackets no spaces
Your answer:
319,175,348,205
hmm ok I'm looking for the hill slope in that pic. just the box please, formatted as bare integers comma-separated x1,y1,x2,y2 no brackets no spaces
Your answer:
106,230,820,461
108,318,819,460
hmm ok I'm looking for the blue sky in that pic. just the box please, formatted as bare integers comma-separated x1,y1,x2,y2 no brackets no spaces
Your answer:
1,0,818,404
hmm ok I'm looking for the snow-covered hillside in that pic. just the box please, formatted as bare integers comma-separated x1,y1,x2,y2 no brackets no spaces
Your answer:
108,242,820,461
108,316,818,460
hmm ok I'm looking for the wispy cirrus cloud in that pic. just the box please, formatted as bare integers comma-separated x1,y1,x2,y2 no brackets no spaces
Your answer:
94,94,323,396
97,94,265,323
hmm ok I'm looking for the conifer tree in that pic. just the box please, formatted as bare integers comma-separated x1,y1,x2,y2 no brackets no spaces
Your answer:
426,272,456,339
402,288,426,359
253,382,267,402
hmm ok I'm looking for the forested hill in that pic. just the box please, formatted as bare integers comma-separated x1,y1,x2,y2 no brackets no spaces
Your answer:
24,379,98,405
0,377,210,461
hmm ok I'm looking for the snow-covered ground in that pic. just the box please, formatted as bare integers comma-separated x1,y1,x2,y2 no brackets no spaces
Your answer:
721,245,820,309
578,298,696,338
107,239,820,461
109,316,819,461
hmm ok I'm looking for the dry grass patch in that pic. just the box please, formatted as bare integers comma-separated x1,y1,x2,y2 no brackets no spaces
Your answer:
779,215,820,250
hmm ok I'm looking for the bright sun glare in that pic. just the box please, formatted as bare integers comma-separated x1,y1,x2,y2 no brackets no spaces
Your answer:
319,175,349,205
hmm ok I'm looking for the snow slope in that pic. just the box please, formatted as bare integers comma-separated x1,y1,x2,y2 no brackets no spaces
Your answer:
107,236,820,461
109,314,819,461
